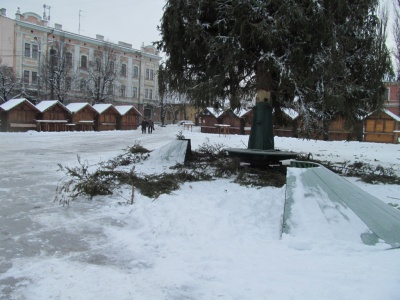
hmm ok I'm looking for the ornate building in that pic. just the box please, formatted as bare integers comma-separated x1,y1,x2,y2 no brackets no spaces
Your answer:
0,7,162,118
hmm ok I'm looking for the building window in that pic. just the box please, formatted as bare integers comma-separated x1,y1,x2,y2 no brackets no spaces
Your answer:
96,58,102,72
132,87,137,98
120,85,126,97
24,43,31,57
32,44,38,59
145,69,150,80
50,48,57,65
145,89,148,99
32,72,38,85
80,55,87,69
107,83,114,95
109,61,115,74
66,52,73,67
149,89,153,100
121,63,127,77
150,69,154,81
80,78,87,91
23,70,30,83
65,76,72,89
133,66,139,78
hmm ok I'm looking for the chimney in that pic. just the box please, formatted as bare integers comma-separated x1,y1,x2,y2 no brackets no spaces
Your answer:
0,8,6,17
15,7,22,20
96,34,104,41
54,23,62,30
118,41,132,48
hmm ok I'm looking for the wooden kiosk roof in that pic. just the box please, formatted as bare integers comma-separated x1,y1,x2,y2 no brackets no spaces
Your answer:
0,98,39,112
92,103,119,115
66,102,97,114
35,100,70,114
115,105,142,116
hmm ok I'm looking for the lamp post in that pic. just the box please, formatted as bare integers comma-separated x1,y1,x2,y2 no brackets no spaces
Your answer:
33,36,53,100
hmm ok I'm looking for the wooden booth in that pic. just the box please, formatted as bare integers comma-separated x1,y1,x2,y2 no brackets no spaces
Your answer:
364,109,400,144
199,107,223,134
66,103,97,131
218,108,252,135
239,109,253,135
35,100,70,132
328,115,362,141
93,104,119,131
273,108,299,138
115,105,142,130
0,98,39,132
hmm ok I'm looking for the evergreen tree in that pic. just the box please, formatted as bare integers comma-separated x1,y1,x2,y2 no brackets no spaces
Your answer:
157,0,392,134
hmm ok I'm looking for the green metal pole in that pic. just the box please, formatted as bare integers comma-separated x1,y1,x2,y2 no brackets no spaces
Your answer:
248,101,274,150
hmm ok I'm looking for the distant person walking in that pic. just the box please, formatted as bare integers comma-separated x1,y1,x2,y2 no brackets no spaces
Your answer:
141,118,148,134
148,119,154,134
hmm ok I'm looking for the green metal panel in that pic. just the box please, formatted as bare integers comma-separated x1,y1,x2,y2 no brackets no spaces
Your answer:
248,102,274,150
284,161,400,247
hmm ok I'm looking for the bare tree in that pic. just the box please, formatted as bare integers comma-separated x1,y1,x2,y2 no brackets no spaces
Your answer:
85,42,119,104
40,36,76,102
0,59,19,103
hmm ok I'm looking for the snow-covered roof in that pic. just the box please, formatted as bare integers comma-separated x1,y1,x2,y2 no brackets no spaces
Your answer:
66,102,93,113
282,108,299,120
92,103,115,114
115,105,142,116
383,109,400,122
0,98,37,112
203,107,223,118
235,108,251,118
365,109,400,122
36,100,69,113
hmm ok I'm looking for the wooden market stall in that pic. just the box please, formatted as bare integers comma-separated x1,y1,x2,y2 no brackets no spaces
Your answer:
218,108,252,135
92,104,119,131
273,108,299,138
66,103,97,131
0,98,39,132
364,109,400,144
327,115,363,141
199,107,223,134
35,100,70,132
239,109,253,135
115,105,142,130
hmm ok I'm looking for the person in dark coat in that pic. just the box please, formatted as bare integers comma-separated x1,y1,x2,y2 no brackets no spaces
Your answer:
148,119,154,134
141,118,148,134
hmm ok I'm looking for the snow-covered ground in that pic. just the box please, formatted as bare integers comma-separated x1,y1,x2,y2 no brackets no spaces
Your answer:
0,125,399,300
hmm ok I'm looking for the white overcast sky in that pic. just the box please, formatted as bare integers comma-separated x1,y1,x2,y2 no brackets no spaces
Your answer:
1,0,166,51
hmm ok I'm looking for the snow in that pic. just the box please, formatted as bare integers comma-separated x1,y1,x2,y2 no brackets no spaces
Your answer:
282,107,299,119
92,103,114,114
66,102,93,113
383,109,400,122
35,100,65,113
0,98,33,111
205,106,224,118
0,126,399,299
114,105,142,116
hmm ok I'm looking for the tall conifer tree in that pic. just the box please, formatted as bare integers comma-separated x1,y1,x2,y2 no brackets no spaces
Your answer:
157,0,392,134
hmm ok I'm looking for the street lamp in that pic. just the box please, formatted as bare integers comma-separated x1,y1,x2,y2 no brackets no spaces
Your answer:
32,36,54,100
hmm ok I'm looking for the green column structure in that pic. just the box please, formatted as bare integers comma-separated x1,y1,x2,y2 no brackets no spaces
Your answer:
225,100,298,165
248,102,274,150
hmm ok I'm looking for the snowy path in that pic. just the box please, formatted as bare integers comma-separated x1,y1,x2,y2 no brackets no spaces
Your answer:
1,128,400,300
